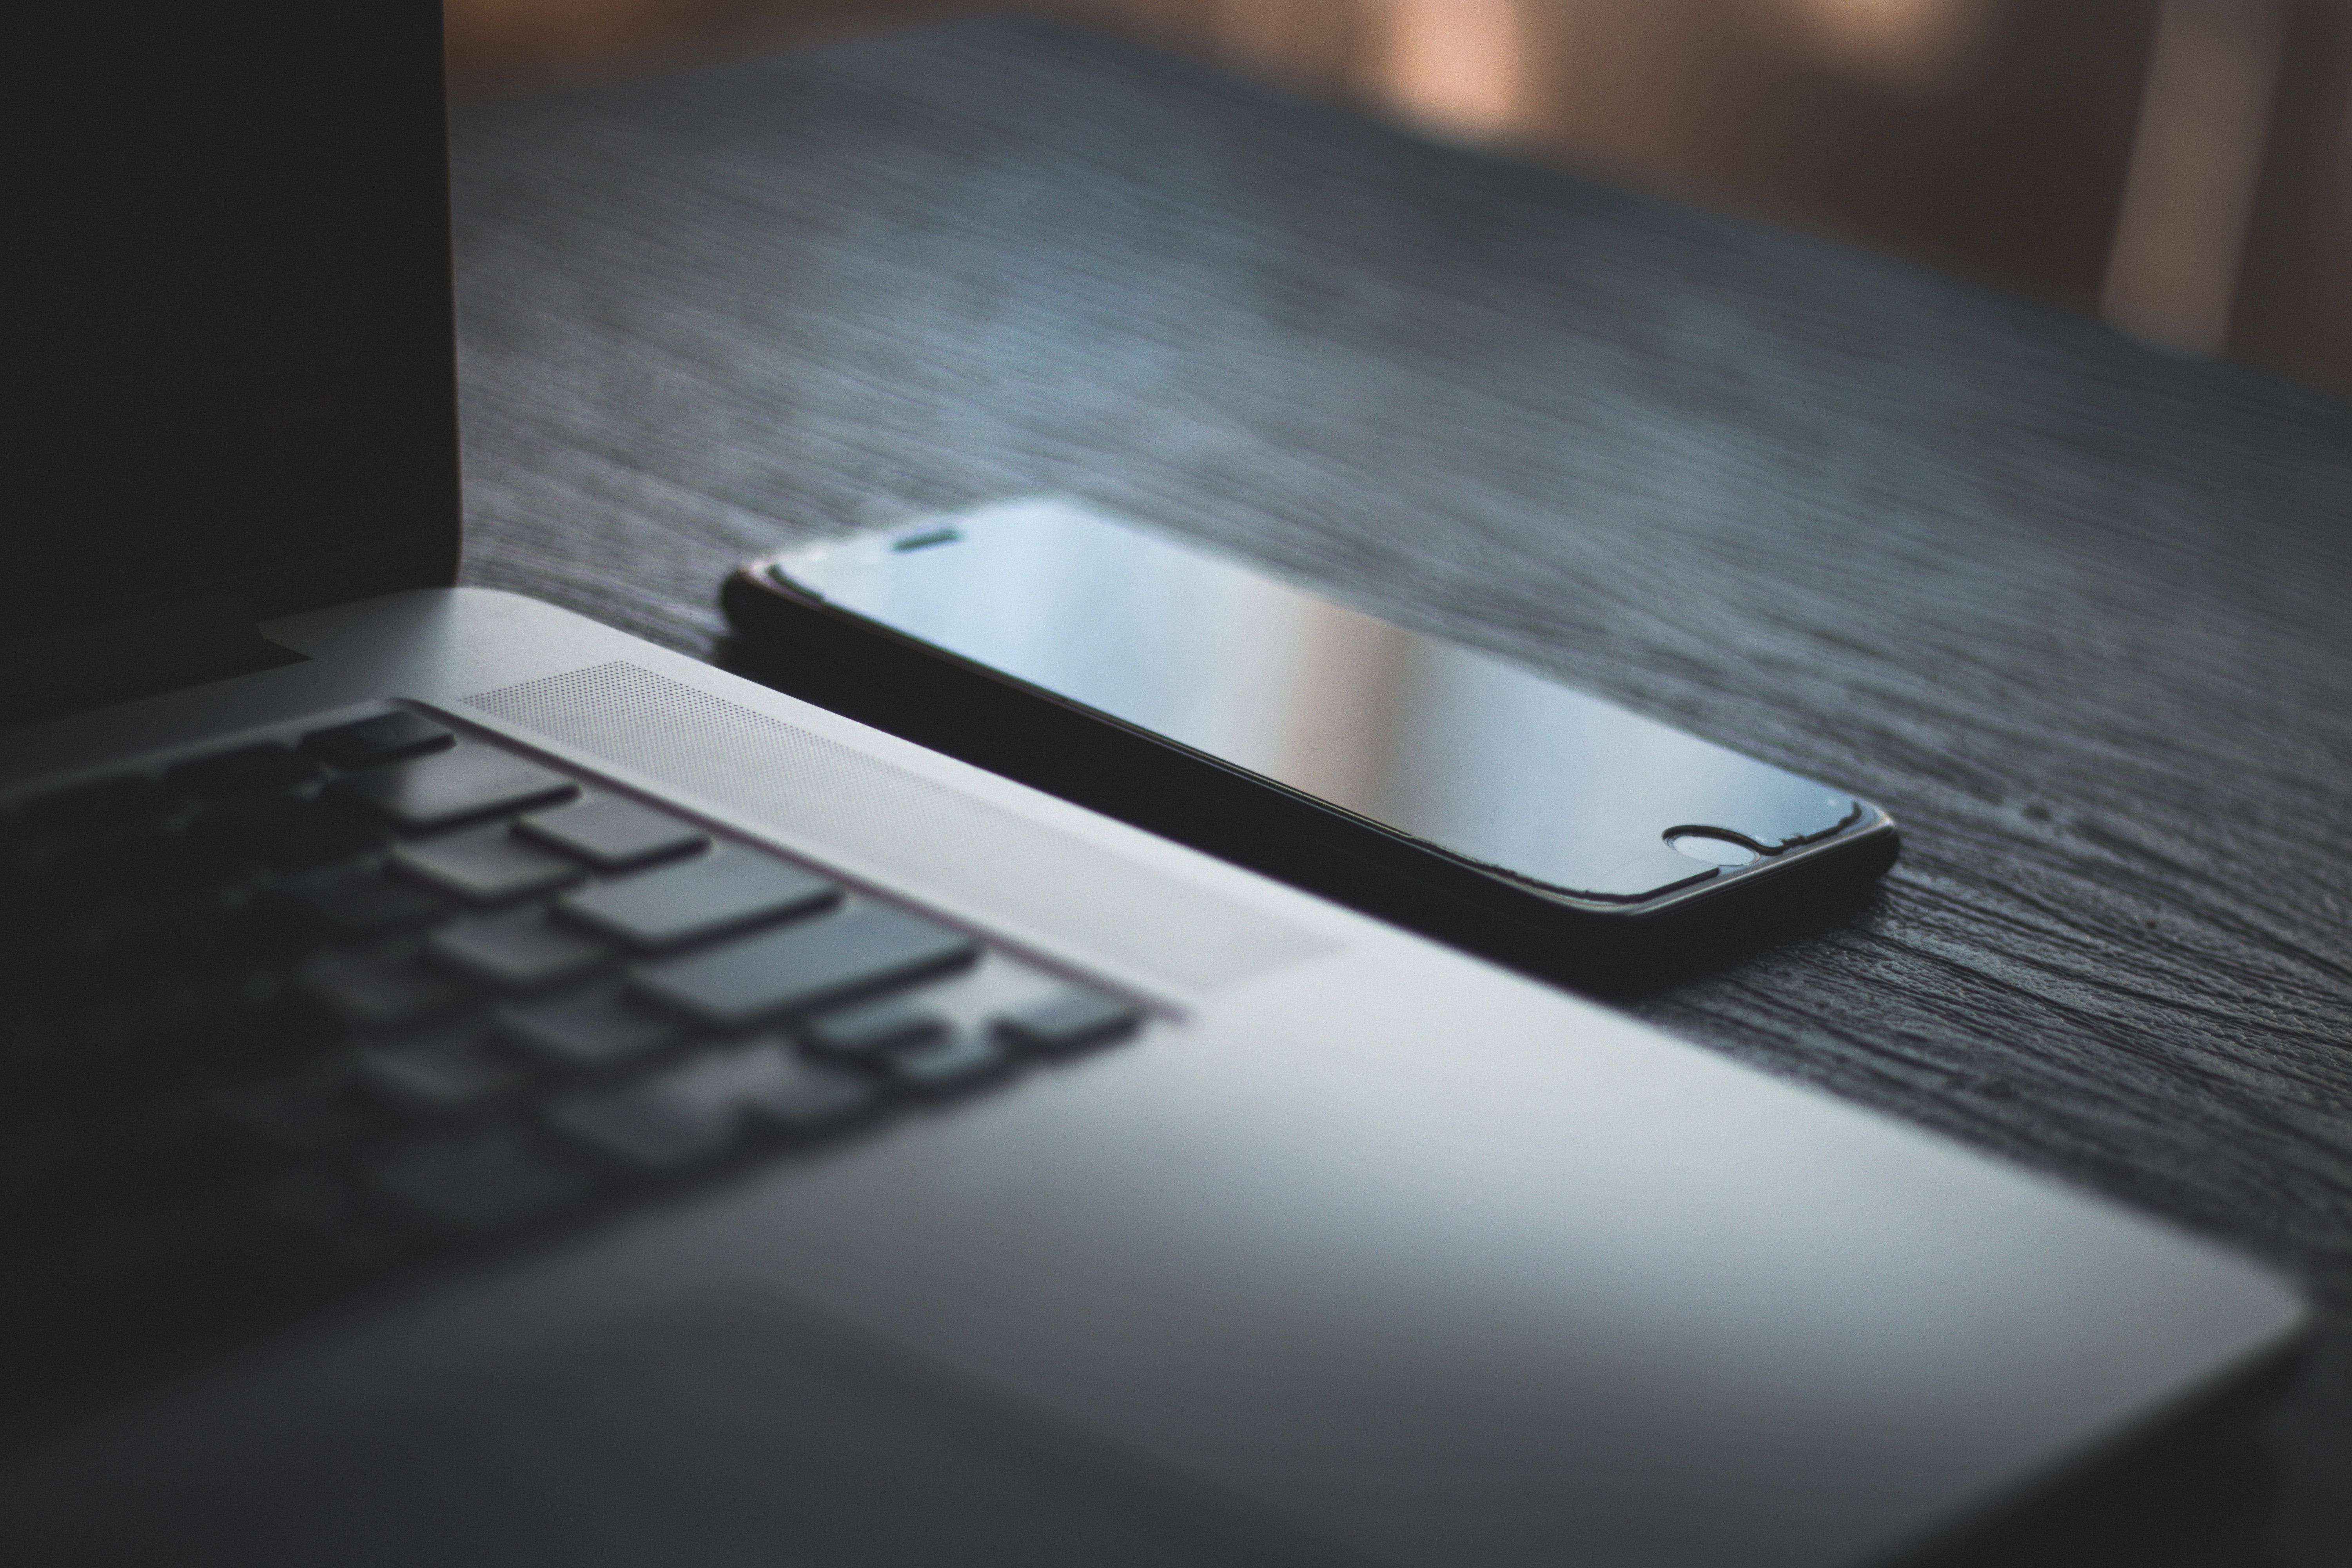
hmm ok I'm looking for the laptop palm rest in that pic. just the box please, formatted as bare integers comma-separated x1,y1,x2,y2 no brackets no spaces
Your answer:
23,1289,1349,1568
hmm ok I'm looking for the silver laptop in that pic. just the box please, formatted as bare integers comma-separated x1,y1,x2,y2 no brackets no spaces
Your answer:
0,7,2303,1565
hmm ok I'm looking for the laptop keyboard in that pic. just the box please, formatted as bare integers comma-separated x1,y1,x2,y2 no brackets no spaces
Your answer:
1,707,1143,1373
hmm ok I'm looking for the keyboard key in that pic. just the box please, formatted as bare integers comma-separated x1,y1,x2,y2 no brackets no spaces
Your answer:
720,1040,877,1134
196,902,309,969
300,711,454,771
428,909,614,990
98,892,293,982
549,1040,875,1167
517,796,708,871
326,743,577,833
7,781,185,884
187,793,388,871
497,983,677,1068
298,949,475,1030
887,1031,1009,1096
129,975,330,1083
804,998,946,1060
354,1027,525,1113
993,988,1144,1056
267,866,454,939
163,743,322,802
33,825,230,916
368,1129,587,1231
389,826,582,903
557,848,837,951
13,774,182,839
634,905,977,1030
117,827,247,904
547,1076,739,1172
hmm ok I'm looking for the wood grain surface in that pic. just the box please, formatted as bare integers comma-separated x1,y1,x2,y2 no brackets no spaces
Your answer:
447,22,2352,1561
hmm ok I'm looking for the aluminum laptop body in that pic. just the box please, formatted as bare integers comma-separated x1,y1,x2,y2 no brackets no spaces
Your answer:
0,7,2305,1566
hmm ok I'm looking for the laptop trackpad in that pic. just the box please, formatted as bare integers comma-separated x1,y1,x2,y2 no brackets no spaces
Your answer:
46,1290,1345,1568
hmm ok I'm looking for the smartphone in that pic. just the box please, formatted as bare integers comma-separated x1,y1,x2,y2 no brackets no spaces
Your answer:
724,498,1896,977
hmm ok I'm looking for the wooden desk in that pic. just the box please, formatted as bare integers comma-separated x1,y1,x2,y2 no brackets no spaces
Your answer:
448,23,2352,1562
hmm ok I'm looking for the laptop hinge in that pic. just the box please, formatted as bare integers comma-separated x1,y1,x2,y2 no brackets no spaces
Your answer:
1,597,307,728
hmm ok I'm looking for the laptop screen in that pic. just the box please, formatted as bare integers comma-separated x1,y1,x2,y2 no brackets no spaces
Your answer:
12,2,459,650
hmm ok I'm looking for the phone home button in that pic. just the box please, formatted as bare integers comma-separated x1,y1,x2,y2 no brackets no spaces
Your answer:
1665,831,1760,868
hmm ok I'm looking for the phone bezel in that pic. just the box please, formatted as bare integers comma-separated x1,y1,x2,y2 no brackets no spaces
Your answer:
723,547,1898,979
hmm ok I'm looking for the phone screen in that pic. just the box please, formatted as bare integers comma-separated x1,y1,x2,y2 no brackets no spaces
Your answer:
773,499,1859,903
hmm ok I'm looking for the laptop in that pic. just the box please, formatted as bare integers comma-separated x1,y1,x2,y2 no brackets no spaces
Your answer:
0,6,2305,1565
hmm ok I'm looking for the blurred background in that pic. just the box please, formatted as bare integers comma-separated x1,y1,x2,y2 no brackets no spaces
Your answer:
442,0,2352,390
